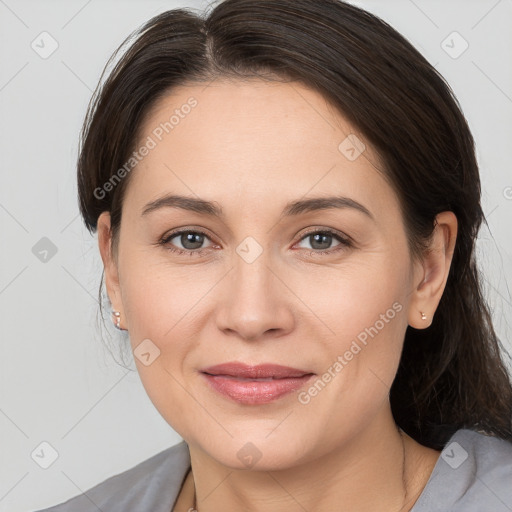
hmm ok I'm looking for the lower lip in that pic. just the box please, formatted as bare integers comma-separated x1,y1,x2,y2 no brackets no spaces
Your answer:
201,373,315,404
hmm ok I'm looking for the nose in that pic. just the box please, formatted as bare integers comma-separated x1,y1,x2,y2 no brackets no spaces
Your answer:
215,250,296,342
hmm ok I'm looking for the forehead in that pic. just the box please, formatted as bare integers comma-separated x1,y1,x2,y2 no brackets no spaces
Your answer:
125,79,396,220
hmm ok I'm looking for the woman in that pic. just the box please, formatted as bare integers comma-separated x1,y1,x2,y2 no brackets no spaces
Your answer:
35,0,512,510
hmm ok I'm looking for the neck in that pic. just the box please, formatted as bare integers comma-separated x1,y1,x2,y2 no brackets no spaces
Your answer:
182,405,438,512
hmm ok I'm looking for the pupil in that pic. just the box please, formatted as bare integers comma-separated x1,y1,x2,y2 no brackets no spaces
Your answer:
182,233,203,250
312,233,331,250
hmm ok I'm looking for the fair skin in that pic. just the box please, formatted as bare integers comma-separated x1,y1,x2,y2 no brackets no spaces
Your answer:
97,79,457,512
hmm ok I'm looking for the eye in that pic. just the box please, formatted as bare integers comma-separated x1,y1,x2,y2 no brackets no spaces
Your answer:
159,229,214,256
158,227,353,257
294,228,353,256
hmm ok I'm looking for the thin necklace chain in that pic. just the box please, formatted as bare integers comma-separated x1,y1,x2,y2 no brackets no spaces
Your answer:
191,428,408,512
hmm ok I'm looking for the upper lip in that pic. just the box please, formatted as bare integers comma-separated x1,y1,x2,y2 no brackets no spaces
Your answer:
201,362,314,379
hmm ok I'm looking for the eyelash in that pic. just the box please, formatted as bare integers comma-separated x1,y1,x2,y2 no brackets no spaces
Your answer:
157,227,353,258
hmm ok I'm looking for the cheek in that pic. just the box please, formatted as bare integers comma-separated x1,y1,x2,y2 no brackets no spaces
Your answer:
292,254,408,344
119,243,208,335
118,260,207,437
296,273,408,442
295,255,410,404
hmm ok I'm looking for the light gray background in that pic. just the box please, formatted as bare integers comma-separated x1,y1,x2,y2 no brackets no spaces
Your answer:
0,1,511,511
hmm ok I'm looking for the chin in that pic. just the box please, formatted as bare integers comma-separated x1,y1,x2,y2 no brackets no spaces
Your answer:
195,431,314,472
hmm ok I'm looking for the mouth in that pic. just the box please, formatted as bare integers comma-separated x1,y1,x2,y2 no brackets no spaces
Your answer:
200,362,315,404
201,362,313,379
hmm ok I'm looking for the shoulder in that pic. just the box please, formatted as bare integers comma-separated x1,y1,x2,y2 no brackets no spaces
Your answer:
33,440,191,512
413,429,512,512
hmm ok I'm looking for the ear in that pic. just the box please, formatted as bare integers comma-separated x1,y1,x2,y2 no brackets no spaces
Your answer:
97,211,124,327
408,211,458,329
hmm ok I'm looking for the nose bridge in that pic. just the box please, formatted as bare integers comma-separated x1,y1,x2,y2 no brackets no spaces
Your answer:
234,238,272,297
216,237,294,340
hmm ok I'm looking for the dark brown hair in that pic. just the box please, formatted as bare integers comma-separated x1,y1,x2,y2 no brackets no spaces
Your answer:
77,0,512,450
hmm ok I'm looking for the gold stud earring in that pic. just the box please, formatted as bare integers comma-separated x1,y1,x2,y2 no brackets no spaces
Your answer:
420,311,427,321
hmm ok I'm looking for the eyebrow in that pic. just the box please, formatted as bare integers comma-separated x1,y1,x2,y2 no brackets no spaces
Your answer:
141,194,374,221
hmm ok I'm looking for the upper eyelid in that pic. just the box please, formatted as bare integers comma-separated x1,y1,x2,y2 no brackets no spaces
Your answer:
161,227,215,244
298,227,351,241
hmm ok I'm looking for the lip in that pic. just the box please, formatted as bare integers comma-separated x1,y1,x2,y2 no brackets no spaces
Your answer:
200,362,315,404
201,362,313,379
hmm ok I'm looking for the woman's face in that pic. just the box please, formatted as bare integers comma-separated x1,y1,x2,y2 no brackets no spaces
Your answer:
101,78,426,469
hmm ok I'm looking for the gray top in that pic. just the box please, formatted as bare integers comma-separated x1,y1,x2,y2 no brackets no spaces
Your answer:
33,429,512,512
